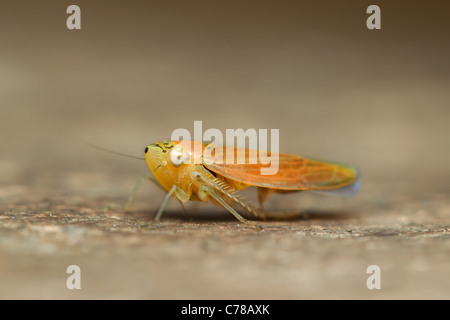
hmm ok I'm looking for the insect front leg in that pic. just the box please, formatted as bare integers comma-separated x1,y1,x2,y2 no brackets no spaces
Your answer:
142,184,191,228
102,173,157,212
124,172,166,212
153,185,177,222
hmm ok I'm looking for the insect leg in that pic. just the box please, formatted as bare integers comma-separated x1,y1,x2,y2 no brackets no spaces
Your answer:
125,173,165,212
257,187,276,208
202,185,262,231
152,185,190,222
192,171,260,218
124,175,146,212
153,185,178,222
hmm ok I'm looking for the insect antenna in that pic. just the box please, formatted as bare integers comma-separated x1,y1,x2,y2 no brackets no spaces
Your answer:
85,142,145,160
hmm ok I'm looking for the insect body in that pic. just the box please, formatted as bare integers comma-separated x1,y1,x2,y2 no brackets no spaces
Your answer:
140,140,360,230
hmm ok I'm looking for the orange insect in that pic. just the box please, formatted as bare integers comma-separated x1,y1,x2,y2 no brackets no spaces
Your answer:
128,140,360,230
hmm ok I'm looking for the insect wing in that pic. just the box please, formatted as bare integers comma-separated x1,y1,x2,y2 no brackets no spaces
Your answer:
202,145,359,191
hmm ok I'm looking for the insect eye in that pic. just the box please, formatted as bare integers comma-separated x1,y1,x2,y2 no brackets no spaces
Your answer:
169,145,190,167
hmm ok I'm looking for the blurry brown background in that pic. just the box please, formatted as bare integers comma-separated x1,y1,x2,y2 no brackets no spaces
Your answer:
0,0,449,299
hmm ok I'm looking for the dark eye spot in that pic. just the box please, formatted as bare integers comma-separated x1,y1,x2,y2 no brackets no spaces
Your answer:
145,147,149,154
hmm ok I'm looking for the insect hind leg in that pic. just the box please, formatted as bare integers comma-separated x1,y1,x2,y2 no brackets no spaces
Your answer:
202,185,262,231
191,171,263,230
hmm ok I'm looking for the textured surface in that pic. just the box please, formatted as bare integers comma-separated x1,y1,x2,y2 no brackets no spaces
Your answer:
1,177,449,299
0,1,449,299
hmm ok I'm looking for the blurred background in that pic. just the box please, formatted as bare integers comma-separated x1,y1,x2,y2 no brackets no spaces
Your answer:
1,0,449,185
0,0,449,299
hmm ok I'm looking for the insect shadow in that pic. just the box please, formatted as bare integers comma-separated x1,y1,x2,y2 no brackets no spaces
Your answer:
130,206,358,223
